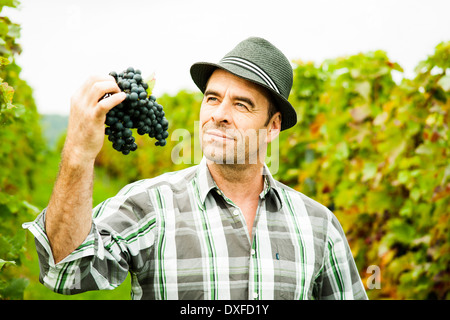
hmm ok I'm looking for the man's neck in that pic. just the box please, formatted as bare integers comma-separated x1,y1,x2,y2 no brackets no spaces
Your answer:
206,159,264,204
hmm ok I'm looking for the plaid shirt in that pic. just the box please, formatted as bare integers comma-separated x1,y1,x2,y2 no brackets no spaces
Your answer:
23,157,368,300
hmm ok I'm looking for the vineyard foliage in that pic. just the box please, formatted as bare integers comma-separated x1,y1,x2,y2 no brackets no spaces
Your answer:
0,0,45,299
1,2,449,299
280,45,449,299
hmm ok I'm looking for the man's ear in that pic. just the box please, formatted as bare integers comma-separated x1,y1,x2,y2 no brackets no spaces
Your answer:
266,112,281,143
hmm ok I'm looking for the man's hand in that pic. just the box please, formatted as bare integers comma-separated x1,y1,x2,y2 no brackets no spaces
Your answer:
64,75,126,164
46,75,125,263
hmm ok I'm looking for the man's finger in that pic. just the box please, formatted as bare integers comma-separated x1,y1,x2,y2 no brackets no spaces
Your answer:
95,92,126,119
85,74,117,87
89,79,121,103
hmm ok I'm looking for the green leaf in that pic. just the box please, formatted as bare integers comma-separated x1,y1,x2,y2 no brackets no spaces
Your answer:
0,278,29,300
399,200,413,218
355,81,371,100
0,259,15,270
386,219,416,245
410,187,421,202
145,72,156,95
334,141,349,160
437,75,450,91
415,144,434,155
362,162,377,181
397,170,410,184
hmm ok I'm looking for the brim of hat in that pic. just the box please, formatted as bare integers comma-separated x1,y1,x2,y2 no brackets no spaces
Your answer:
190,62,297,131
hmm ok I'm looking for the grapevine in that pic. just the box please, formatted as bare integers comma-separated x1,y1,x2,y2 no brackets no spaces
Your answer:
104,67,169,154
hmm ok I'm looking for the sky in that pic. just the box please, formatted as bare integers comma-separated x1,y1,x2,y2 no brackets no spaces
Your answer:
4,0,450,115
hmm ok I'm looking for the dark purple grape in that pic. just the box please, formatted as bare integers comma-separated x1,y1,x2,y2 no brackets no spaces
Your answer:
104,67,169,154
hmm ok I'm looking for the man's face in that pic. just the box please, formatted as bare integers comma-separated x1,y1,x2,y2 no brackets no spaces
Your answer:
199,69,279,165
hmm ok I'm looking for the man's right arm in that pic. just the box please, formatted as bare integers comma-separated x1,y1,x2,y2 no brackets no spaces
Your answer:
45,75,126,263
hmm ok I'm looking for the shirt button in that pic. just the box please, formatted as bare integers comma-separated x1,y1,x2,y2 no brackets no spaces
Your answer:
233,209,240,216
250,249,256,255
253,292,259,299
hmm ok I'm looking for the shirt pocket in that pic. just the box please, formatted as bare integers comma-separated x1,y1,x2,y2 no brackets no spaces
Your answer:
274,240,298,299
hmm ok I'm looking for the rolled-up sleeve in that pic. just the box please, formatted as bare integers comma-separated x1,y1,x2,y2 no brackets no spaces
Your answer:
22,185,157,295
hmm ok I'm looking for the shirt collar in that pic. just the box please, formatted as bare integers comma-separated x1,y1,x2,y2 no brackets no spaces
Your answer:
195,157,218,206
194,157,283,210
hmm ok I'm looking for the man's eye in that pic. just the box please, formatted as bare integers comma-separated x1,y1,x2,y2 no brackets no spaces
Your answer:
236,103,248,110
207,97,218,102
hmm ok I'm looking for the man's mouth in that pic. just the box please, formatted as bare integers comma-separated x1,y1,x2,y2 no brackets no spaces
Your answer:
205,129,235,141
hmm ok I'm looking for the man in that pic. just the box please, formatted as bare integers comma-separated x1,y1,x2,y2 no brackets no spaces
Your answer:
24,37,368,300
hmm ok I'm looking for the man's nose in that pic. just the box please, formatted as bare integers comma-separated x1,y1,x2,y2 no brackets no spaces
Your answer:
211,99,232,125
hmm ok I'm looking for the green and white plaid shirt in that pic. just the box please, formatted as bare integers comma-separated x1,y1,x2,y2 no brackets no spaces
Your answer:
24,157,368,300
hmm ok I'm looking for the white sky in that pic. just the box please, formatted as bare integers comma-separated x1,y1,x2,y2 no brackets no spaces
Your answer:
4,0,450,115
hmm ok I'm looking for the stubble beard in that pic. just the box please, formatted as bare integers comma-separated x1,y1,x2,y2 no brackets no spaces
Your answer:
200,126,268,166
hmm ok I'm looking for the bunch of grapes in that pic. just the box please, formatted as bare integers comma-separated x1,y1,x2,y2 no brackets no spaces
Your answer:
104,67,169,155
